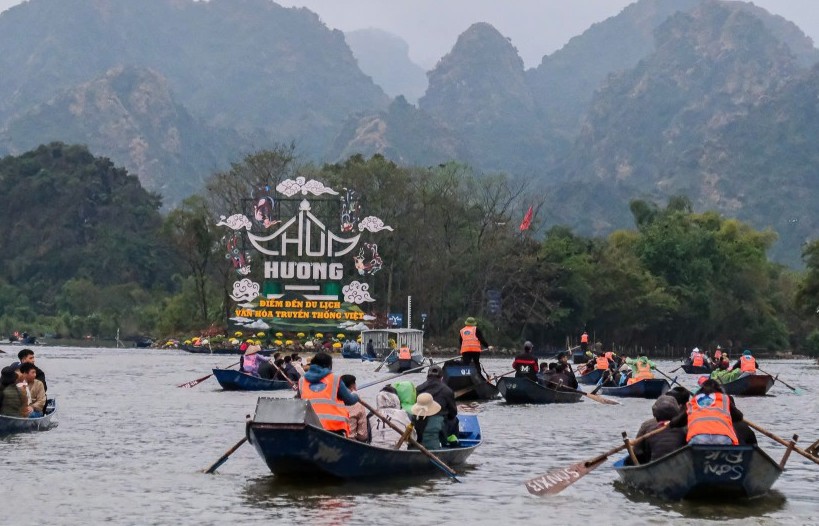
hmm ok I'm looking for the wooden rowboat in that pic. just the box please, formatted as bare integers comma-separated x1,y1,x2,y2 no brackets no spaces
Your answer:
597,378,671,399
212,369,293,391
577,368,604,386
613,445,783,500
386,353,426,373
247,398,481,479
443,363,499,401
719,374,776,396
572,349,588,364
181,344,274,356
0,399,57,435
497,377,583,404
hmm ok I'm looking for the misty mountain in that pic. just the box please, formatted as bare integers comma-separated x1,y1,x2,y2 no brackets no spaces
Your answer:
3,66,243,206
345,28,428,104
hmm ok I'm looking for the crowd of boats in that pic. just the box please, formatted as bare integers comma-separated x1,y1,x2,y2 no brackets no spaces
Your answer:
5,331,819,505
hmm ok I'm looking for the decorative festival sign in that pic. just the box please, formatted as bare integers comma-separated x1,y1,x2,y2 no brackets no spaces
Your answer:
217,178,391,331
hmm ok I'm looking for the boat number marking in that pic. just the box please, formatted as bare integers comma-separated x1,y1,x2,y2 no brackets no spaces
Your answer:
702,450,744,480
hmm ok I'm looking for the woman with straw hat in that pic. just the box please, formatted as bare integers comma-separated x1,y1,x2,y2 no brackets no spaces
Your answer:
410,393,446,450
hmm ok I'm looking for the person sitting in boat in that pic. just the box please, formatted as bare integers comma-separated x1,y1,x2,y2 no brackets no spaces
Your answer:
712,345,723,366
670,379,743,445
512,341,539,382
16,349,47,392
365,339,377,359
398,344,412,361
624,356,656,385
547,362,579,390
410,393,447,450
732,350,758,375
296,352,359,437
709,359,742,384
282,355,301,382
272,359,288,381
459,317,490,368
368,388,415,449
19,363,45,418
687,347,709,370
289,354,305,376
415,365,459,446
257,356,275,380
555,352,578,386
631,395,687,464
667,386,691,406
240,344,263,377
0,366,32,417
340,375,369,442
538,362,558,385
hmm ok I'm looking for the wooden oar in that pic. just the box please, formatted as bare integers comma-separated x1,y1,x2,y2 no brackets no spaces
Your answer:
524,423,669,496
358,399,461,482
177,361,240,388
358,357,459,390
745,420,819,467
374,349,395,372
668,365,683,373
654,367,688,390
270,361,298,391
576,388,619,405
756,367,803,395
204,437,247,474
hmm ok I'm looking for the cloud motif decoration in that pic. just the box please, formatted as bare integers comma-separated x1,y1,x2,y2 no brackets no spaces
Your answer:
358,216,394,232
243,319,271,329
343,281,375,304
277,176,339,197
216,214,252,230
230,316,253,323
230,279,260,302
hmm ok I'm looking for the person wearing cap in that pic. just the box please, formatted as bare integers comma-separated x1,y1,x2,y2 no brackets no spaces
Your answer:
0,366,31,417
632,395,686,464
240,344,263,376
459,316,489,367
512,341,539,381
368,387,415,449
297,352,359,436
410,393,447,450
340,375,369,442
416,365,458,444
732,350,758,375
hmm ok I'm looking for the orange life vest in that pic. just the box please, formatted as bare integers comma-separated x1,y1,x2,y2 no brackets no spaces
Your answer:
739,355,756,373
632,361,654,381
299,373,351,435
460,326,482,354
691,353,704,367
595,356,609,370
580,333,589,343
686,392,738,445
398,346,411,360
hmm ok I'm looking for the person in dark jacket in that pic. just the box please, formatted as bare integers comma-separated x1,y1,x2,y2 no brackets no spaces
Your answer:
282,355,301,382
547,363,578,390
633,395,686,464
16,349,47,393
415,365,458,444
666,386,691,407
257,358,275,380
512,341,539,381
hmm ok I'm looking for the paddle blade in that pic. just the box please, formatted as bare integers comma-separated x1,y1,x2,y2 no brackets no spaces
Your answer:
524,458,605,496
584,392,620,405
178,374,212,388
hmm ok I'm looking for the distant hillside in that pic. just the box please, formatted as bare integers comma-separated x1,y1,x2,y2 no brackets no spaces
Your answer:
4,66,242,207
345,28,428,104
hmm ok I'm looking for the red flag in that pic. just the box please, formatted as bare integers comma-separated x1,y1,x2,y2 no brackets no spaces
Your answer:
519,205,533,231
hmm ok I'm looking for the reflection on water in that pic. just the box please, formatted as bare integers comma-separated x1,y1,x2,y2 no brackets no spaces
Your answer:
9,348,819,526
614,482,788,519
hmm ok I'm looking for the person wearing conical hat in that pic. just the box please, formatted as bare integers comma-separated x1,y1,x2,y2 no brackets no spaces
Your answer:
240,344,263,377
459,316,490,368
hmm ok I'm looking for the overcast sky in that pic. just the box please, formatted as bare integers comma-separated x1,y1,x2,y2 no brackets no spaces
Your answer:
1,0,817,68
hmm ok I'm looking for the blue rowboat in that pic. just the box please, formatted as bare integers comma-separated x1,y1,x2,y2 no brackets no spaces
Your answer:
719,374,775,396
613,445,783,500
497,377,583,404
597,378,670,399
247,398,481,479
443,363,499,401
577,368,604,386
212,369,293,391
0,399,57,435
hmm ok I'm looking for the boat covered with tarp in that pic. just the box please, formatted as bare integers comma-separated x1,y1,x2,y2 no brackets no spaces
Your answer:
247,398,481,479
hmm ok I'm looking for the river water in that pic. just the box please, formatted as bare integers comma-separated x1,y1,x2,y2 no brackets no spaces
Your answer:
3,347,818,525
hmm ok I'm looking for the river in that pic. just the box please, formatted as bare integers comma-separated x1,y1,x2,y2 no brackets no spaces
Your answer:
3,347,818,525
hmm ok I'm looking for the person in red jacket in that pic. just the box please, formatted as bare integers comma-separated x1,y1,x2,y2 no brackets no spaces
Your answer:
512,341,539,381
